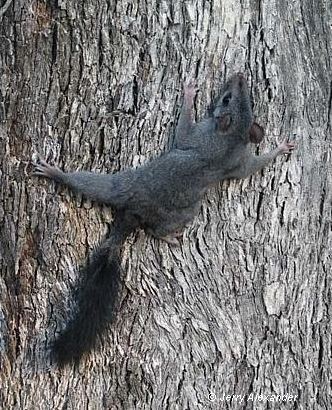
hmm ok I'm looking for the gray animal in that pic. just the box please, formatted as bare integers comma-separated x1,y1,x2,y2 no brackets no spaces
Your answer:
33,73,295,365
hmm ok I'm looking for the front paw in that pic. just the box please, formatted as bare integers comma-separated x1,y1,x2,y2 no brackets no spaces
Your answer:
32,158,62,180
278,140,295,155
183,80,198,103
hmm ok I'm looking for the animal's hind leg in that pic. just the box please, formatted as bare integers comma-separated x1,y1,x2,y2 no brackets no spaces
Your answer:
146,225,185,246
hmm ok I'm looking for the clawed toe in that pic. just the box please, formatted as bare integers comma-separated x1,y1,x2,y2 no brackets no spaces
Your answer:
160,235,181,246
33,170,46,176
278,139,296,155
184,79,198,92
38,159,49,167
31,157,60,179
188,80,198,88
33,162,48,175
33,165,48,176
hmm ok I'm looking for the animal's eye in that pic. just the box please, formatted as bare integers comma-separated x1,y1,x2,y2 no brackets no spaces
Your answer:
222,92,232,106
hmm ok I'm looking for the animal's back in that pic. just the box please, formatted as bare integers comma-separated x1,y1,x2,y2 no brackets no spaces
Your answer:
113,149,206,211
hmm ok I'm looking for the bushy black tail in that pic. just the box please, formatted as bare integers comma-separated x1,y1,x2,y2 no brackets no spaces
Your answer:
52,215,136,366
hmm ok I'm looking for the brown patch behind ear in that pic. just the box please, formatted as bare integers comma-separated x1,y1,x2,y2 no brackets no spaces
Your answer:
249,122,264,143
217,114,232,132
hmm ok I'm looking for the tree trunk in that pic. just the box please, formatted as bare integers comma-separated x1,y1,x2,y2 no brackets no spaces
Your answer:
1,0,331,409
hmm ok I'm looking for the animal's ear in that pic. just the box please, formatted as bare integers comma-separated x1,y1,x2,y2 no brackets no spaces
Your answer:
217,114,232,133
249,122,264,143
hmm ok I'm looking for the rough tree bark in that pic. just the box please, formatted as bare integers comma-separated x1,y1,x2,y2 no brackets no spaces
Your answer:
0,0,331,409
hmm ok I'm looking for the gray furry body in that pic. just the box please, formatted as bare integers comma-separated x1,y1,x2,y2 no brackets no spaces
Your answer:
36,74,292,241
33,73,294,364
62,125,244,235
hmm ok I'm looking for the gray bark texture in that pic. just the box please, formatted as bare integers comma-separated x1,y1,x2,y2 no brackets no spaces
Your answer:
1,0,331,409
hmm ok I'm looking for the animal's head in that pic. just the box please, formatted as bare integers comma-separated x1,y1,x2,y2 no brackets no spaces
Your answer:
213,73,264,143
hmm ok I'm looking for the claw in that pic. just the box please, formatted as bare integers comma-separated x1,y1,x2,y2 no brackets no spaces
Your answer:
161,235,181,246
278,140,296,155
183,80,198,106
31,156,62,180
184,80,199,93
39,159,49,166
33,170,46,176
